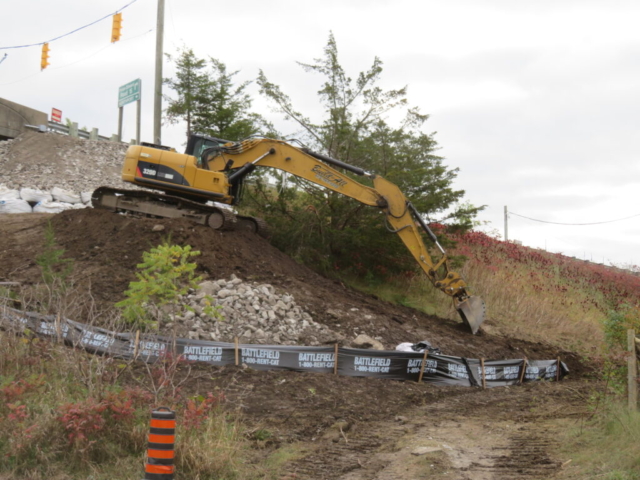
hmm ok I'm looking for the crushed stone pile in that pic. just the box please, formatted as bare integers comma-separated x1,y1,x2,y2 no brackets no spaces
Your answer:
168,275,340,346
0,131,127,192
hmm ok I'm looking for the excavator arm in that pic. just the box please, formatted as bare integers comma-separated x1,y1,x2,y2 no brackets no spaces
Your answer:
204,138,486,333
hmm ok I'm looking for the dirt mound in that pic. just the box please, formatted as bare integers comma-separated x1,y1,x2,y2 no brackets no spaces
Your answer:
0,209,589,376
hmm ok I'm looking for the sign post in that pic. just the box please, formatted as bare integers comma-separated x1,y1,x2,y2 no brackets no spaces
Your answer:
117,79,141,143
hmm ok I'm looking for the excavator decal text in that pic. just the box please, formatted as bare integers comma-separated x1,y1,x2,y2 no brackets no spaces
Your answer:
311,165,348,189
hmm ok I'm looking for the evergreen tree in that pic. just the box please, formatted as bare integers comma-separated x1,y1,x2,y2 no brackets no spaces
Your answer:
245,33,482,277
165,49,273,141
192,58,270,140
164,48,208,138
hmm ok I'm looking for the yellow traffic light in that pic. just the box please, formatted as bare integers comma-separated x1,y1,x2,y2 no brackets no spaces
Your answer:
40,43,50,70
111,13,122,43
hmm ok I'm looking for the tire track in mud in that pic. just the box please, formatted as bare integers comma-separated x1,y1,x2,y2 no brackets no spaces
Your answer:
490,429,560,479
283,418,412,479
282,382,585,480
471,428,561,479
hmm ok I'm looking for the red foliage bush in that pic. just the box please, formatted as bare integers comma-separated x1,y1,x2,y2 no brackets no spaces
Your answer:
7,403,28,423
453,230,640,311
56,387,153,447
182,392,225,430
1,374,45,402
57,398,108,446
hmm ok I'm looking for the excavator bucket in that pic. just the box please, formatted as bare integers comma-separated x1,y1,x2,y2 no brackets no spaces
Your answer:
457,296,486,334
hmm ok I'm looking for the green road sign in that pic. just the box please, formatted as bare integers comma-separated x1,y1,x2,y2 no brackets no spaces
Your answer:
118,79,141,107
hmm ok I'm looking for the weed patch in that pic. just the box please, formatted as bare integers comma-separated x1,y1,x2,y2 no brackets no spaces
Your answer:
560,403,640,479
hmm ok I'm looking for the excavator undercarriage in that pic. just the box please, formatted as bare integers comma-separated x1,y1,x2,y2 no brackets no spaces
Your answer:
91,186,269,236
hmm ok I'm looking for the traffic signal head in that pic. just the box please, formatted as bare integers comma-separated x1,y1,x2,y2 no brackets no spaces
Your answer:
40,43,50,70
111,13,122,43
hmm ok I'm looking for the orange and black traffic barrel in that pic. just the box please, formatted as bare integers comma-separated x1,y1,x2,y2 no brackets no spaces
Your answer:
144,407,176,480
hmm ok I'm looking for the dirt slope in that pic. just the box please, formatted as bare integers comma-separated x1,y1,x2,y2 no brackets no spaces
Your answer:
0,210,594,479
0,209,587,370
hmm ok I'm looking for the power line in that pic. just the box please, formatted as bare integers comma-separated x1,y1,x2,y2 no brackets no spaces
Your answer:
0,0,140,50
0,28,153,86
509,211,640,226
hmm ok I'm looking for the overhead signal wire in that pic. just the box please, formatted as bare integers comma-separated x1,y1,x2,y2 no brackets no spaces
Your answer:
0,28,153,86
0,0,141,50
49,26,154,70
509,211,640,226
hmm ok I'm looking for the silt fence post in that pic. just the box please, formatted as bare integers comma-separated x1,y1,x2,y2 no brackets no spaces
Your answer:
519,357,527,385
417,350,429,384
628,329,638,411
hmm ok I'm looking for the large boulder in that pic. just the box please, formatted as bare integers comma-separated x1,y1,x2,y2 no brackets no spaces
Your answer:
351,334,384,350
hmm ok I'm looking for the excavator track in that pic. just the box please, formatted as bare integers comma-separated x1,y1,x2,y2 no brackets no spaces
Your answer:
236,215,269,237
91,187,238,231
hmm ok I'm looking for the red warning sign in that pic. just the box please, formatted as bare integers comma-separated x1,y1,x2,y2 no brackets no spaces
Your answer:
51,108,62,123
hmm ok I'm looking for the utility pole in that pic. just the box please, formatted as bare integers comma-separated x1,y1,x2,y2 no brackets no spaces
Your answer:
504,205,508,242
153,0,165,145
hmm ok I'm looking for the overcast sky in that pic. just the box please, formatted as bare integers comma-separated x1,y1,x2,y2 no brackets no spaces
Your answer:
2,0,639,267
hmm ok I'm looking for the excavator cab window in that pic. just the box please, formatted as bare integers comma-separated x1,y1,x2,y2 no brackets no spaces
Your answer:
184,134,230,167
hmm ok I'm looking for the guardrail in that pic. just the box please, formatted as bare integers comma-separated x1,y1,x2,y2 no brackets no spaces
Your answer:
47,121,114,141
24,121,124,143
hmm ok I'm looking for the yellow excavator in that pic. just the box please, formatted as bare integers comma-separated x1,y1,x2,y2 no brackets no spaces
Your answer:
92,134,486,333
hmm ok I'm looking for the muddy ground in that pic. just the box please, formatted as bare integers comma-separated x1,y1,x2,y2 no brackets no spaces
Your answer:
0,210,596,479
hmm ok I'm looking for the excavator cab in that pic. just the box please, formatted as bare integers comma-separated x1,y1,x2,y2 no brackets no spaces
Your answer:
185,134,247,204
185,134,230,167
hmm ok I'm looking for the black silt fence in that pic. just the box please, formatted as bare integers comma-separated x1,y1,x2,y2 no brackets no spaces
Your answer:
0,307,568,387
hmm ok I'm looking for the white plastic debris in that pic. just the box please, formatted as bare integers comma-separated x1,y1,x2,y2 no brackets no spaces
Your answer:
51,187,81,204
33,200,72,214
395,342,415,353
0,198,33,214
20,187,53,203
81,191,93,204
0,186,20,201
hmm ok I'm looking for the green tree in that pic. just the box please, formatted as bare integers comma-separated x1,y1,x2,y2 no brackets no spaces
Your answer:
164,47,208,138
165,49,273,141
246,33,482,277
192,58,272,140
116,243,201,329
36,221,74,289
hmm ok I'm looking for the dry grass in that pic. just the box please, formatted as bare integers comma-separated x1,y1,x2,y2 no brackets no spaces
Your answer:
558,402,640,479
345,231,640,358
457,259,605,355
0,284,279,480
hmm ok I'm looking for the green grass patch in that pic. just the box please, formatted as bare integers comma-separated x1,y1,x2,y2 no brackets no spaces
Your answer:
559,403,640,479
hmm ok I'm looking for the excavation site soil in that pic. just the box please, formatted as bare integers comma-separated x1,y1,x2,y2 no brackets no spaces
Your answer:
0,210,593,479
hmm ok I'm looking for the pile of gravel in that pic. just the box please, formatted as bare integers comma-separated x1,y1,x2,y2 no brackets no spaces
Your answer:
0,131,128,192
164,275,342,346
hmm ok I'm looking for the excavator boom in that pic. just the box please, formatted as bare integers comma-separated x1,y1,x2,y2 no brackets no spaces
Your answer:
204,137,486,333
